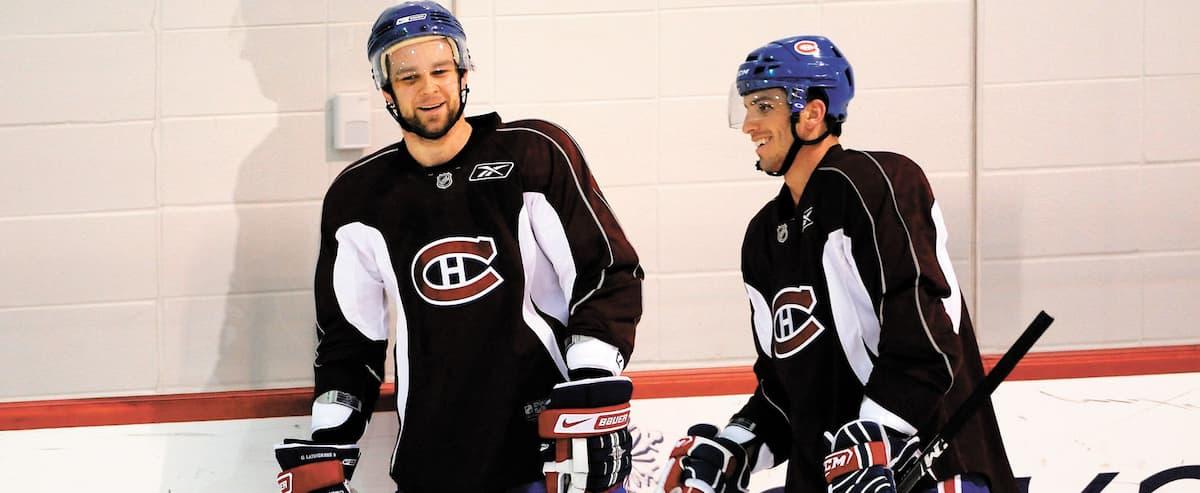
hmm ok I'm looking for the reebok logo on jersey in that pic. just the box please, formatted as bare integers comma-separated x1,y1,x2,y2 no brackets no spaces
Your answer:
469,161,514,182
411,236,504,306
771,286,826,358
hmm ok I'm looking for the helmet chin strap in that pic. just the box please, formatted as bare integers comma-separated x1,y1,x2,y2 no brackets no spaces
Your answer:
756,114,830,177
385,70,471,140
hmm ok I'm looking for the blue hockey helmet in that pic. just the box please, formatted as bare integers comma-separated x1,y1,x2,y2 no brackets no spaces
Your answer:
729,35,854,128
368,1,473,90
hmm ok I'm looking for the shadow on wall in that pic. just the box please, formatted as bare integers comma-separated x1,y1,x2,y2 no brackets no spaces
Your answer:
160,3,319,491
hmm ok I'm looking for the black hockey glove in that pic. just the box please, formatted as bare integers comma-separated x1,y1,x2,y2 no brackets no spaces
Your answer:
657,423,760,493
274,439,359,493
539,376,634,493
823,419,920,493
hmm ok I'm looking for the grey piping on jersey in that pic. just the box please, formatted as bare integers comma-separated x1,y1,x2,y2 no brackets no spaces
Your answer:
817,167,887,321
593,190,645,289
364,364,382,383
496,124,615,316
853,150,955,389
332,147,399,184
758,379,790,424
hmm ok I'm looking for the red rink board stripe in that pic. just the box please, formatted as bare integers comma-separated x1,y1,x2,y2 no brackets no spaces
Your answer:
1,344,1197,431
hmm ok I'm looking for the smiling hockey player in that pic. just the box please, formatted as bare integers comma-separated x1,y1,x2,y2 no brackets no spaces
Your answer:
273,3,642,492
658,35,1017,493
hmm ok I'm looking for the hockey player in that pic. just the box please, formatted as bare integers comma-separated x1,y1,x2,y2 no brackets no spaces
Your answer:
658,36,1017,493
273,2,641,492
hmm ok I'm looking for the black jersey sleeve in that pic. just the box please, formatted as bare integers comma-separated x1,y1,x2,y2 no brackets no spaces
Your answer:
840,151,965,429
510,120,643,363
309,168,391,442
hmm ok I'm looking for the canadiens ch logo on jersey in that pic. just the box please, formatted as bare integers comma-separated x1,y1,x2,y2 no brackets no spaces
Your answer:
771,286,826,358
411,236,504,306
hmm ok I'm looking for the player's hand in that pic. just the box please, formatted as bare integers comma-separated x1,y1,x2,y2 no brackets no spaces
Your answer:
539,376,633,493
822,419,920,493
274,439,360,493
657,424,753,493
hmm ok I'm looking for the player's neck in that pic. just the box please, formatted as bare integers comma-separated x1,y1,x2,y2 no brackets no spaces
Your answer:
405,118,474,167
783,135,838,205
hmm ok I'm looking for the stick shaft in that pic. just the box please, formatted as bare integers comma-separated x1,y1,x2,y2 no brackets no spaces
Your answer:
896,311,1054,493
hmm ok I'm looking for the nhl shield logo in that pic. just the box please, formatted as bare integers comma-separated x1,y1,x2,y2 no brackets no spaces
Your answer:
436,172,453,189
777,223,788,243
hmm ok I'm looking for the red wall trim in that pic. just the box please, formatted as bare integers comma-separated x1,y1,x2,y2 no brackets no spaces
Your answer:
2,345,1196,432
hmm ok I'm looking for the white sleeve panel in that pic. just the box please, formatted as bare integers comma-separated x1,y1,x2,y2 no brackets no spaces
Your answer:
517,201,570,379
745,283,773,357
332,222,390,342
523,192,574,324
822,229,879,386
930,200,962,334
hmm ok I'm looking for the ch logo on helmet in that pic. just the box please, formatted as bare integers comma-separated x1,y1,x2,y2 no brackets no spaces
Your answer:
771,286,825,358
412,236,504,306
794,40,819,56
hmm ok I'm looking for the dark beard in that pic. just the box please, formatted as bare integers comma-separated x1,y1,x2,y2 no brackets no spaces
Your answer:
401,103,458,139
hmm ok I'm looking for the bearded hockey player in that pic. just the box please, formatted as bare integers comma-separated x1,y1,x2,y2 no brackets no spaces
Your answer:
658,36,1017,493
274,2,642,492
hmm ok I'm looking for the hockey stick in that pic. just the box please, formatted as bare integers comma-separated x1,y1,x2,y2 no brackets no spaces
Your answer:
895,311,1054,493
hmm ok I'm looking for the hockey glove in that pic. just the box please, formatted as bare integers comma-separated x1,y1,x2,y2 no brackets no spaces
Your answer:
657,423,759,493
823,419,920,493
274,439,359,493
539,376,634,493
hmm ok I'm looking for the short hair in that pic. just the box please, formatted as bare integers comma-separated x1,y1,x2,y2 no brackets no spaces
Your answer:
806,87,843,137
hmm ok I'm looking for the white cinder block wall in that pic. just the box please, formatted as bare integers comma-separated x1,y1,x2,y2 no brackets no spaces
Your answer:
0,0,1196,402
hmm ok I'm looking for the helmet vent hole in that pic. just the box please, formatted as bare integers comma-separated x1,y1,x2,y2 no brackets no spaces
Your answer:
753,66,766,75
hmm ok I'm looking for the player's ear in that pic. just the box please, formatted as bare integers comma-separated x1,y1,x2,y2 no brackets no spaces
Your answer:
382,89,396,106
806,99,827,126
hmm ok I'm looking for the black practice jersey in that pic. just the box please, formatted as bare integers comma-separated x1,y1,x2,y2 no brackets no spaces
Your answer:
734,145,1016,492
312,113,642,491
